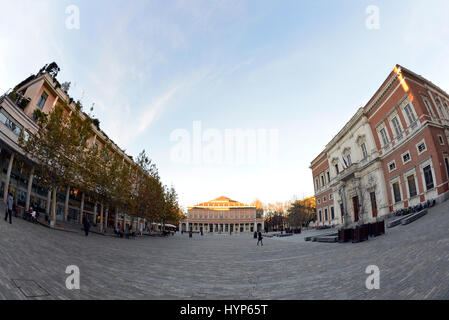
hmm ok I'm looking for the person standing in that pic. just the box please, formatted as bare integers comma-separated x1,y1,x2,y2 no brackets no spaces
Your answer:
4,193,13,224
257,231,263,246
83,216,90,236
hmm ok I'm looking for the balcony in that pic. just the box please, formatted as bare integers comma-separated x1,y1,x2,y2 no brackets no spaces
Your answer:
7,91,31,110
338,162,359,182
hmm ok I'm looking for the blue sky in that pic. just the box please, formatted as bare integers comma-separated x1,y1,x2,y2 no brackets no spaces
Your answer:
1,0,449,209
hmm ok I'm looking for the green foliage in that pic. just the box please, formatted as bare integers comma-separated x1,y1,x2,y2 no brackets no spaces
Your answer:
19,104,179,228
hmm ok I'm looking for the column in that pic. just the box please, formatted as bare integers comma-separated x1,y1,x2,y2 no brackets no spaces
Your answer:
105,206,109,230
3,153,14,203
50,187,57,228
64,186,70,221
25,167,35,211
46,190,51,216
79,192,85,224
93,202,97,224
99,203,104,232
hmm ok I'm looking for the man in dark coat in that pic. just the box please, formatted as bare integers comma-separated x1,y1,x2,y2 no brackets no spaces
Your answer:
4,193,13,224
83,217,90,236
257,231,263,246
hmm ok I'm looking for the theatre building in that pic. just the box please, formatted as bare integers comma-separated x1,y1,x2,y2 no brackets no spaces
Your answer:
311,65,449,228
180,196,264,233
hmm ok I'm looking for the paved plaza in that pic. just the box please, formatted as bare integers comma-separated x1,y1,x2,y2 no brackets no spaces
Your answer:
1,202,449,300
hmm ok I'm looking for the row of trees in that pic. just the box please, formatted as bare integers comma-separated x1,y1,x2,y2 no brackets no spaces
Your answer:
253,197,316,231
19,102,180,230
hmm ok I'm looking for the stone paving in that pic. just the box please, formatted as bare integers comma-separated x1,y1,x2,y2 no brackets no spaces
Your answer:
1,200,449,300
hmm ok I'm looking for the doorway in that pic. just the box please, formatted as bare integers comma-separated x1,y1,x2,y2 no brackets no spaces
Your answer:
352,196,359,222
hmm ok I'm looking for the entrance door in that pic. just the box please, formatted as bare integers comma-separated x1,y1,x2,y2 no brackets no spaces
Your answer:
370,192,378,218
352,196,359,222
210,225,213,232
445,158,449,181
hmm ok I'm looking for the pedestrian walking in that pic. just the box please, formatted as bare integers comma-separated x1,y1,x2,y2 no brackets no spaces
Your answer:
257,231,263,246
83,216,90,236
4,193,13,224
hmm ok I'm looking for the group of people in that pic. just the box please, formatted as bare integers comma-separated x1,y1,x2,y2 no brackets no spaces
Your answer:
4,193,41,225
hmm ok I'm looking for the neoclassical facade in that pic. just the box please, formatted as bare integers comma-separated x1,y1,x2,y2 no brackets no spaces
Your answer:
311,65,449,228
180,196,264,233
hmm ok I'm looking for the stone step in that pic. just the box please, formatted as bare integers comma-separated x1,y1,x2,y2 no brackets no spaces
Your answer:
315,236,338,243
386,217,404,228
401,209,427,225
387,209,427,228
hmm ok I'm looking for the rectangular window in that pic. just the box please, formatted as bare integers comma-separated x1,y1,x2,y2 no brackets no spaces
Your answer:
323,196,327,203
436,98,445,119
404,104,417,124
347,154,352,166
423,165,434,190
417,141,427,154
380,128,389,146
318,210,322,222
0,108,23,136
361,143,368,159
438,135,444,145
324,208,328,221
327,171,330,183
315,178,319,190
321,176,325,186
37,92,48,109
335,164,339,174
402,152,411,164
407,175,417,197
388,161,396,172
330,207,335,220
424,98,435,117
393,182,401,203
391,116,402,137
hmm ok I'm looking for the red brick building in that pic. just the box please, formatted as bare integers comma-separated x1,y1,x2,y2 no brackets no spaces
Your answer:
310,65,449,228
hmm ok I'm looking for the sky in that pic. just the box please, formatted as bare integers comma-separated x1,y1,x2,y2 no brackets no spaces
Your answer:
1,0,449,210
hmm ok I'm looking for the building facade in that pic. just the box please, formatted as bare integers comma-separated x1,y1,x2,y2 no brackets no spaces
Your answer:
180,196,264,233
0,63,145,231
311,65,449,228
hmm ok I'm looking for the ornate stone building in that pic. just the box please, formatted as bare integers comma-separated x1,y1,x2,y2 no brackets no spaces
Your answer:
311,65,449,228
180,196,264,233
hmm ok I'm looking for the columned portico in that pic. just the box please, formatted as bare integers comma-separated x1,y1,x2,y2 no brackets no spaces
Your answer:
181,197,264,236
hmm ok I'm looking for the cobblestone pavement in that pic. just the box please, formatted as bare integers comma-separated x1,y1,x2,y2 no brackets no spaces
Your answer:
1,201,449,300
